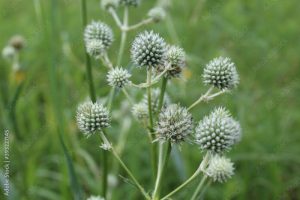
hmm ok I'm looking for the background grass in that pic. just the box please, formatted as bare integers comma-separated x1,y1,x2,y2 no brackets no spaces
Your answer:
1,0,300,199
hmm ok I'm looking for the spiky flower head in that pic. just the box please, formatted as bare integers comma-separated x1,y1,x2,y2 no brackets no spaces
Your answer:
107,67,131,88
206,155,234,183
142,88,170,114
156,104,193,144
118,0,140,7
84,21,114,51
203,57,239,90
87,196,105,200
156,45,186,78
147,7,166,22
195,107,241,154
131,31,167,68
101,0,118,10
86,39,105,59
132,103,148,120
76,101,110,136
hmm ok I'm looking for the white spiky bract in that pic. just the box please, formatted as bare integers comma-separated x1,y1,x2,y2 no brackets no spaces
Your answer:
86,195,105,200
107,67,131,88
206,154,234,183
195,107,241,153
76,101,110,136
101,0,118,10
148,7,166,22
132,103,148,120
84,21,114,52
131,31,167,68
142,88,170,114
118,0,140,7
203,56,239,90
156,104,193,144
86,39,105,59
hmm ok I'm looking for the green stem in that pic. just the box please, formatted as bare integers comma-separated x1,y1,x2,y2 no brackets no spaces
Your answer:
122,88,134,105
190,175,208,200
101,143,108,197
100,130,151,200
147,69,154,129
157,76,168,112
152,142,172,199
117,7,128,66
81,0,96,102
107,87,115,111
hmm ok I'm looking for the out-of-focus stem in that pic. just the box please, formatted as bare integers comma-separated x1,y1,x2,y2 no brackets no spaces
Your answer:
190,175,208,200
117,7,128,66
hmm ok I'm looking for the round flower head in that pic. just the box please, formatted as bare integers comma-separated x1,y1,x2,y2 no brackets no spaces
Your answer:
132,103,148,120
107,67,131,88
86,39,105,59
2,45,16,60
195,107,242,154
84,21,114,51
203,57,239,90
87,196,105,200
148,7,166,22
156,104,193,144
206,155,234,183
76,101,110,136
101,0,118,10
131,31,167,68
118,0,140,7
142,88,170,114
9,35,26,51
156,45,186,78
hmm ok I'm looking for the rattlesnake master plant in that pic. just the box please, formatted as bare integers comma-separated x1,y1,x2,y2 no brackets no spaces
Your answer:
206,154,234,183
195,107,242,154
131,31,167,68
76,101,110,136
155,104,193,144
76,1,244,199
203,56,239,90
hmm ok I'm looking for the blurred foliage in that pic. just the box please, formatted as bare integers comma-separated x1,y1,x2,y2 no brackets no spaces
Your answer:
0,0,300,199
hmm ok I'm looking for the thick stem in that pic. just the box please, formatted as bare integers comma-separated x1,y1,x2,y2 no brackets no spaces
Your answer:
152,142,172,199
147,69,154,129
190,175,208,200
187,86,213,111
99,131,151,200
117,7,128,66
101,150,108,197
157,77,168,112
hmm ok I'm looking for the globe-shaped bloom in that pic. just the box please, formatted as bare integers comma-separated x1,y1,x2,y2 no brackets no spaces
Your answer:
195,107,241,153
156,104,193,144
76,101,110,136
206,155,234,183
86,39,105,59
132,103,148,120
203,57,239,90
131,31,167,68
118,0,140,7
84,21,114,51
107,67,131,88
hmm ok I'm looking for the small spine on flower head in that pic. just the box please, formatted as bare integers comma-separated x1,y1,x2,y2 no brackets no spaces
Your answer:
195,107,242,154
118,0,140,7
101,0,118,10
147,7,166,22
205,154,234,183
107,67,131,88
156,104,193,144
203,56,239,90
76,101,110,136
131,31,167,68
84,21,114,54
86,39,105,59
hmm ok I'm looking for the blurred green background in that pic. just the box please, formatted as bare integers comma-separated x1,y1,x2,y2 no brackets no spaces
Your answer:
1,0,300,199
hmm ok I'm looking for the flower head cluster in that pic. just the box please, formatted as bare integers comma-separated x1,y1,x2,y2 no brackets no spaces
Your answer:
156,104,193,144
203,57,239,90
142,88,170,114
206,154,234,183
84,21,114,58
76,101,110,136
131,31,166,68
132,103,148,120
195,107,241,154
156,45,186,78
107,67,131,88
118,0,140,7
148,7,166,22
87,195,105,200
